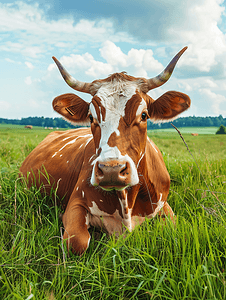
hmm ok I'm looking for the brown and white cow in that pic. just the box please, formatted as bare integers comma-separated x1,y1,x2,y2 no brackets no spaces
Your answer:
20,47,191,254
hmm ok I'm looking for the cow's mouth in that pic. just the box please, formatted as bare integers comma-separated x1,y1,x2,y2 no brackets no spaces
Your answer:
100,185,129,191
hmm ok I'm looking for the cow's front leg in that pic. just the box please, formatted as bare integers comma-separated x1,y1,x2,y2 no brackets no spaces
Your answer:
158,202,176,224
62,203,90,255
163,202,176,223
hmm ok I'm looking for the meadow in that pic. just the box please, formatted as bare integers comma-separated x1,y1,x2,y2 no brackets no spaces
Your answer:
0,124,225,299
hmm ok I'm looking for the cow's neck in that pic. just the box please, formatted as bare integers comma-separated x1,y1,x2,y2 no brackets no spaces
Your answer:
115,152,147,229
116,189,132,231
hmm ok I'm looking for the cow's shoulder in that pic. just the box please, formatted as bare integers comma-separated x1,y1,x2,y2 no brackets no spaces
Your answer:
145,136,168,173
144,136,170,193
41,127,92,144
20,127,94,204
25,127,92,159
132,138,170,217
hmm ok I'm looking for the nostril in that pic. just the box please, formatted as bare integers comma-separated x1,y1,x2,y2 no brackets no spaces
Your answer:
119,163,127,174
98,163,105,169
97,164,104,176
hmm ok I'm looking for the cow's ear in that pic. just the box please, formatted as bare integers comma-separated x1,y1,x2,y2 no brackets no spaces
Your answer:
52,93,90,124
148,91,191,121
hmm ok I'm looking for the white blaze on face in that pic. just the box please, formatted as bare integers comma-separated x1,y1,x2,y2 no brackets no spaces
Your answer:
89,102,98,120
136,98,147,116
93,81,137,150
89,81,141,187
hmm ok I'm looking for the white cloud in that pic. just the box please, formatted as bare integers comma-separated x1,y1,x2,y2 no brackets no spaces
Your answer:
199,88,226,116
177,81,193,92
49,41,165,80
1,0,226,119
5,58,16,63
0,2,133,59
200,79,218,89
25,61,34,69
0,41,45,58
167,0,226,75
86,61,113,78
1,1,226,79
49,52,113,78
5,57,22,65
99,41,163,77
100,41,128,67
25,76,32,85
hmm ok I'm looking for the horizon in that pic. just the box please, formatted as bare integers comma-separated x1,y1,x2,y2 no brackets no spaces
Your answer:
1,0,226,119
1,114,225,121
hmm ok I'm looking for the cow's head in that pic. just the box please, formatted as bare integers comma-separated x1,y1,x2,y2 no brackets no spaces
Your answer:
52,47,190,191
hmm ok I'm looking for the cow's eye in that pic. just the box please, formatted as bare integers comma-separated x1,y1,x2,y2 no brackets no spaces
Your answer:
89,114,94,123
141,112,147,120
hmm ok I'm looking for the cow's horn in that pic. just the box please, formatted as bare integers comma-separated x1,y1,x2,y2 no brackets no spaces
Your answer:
146,47,187,91
52,56,92,94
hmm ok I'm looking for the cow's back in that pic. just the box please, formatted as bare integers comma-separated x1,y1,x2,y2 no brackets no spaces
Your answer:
20,128,94,207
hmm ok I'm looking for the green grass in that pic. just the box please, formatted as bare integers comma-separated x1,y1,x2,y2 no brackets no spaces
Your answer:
0,124,47,130
0,125,226,299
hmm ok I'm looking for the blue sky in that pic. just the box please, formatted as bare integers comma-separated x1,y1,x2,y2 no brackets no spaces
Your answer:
1,0,226,119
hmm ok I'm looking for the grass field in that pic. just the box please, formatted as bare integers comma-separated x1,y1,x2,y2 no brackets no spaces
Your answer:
0,124,226,299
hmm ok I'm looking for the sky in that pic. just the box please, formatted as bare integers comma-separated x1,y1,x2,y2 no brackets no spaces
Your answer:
1,0,226,119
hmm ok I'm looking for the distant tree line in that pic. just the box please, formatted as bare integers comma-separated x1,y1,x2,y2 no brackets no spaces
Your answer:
0,117,77,129
148,115,226,129
147,115,226,130
0,115,226,129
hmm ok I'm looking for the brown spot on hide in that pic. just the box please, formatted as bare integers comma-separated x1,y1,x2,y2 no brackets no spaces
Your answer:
91,96,106,122
132,179,158,217
107,129,129,157
124,93,143,125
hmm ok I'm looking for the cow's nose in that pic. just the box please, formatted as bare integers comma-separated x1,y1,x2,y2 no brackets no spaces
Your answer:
95,161,129,189
98,162,127,176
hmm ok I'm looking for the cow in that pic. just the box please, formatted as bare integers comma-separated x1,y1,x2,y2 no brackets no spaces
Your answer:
20,47,191,254
191,133,199,136
24,125,33,129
